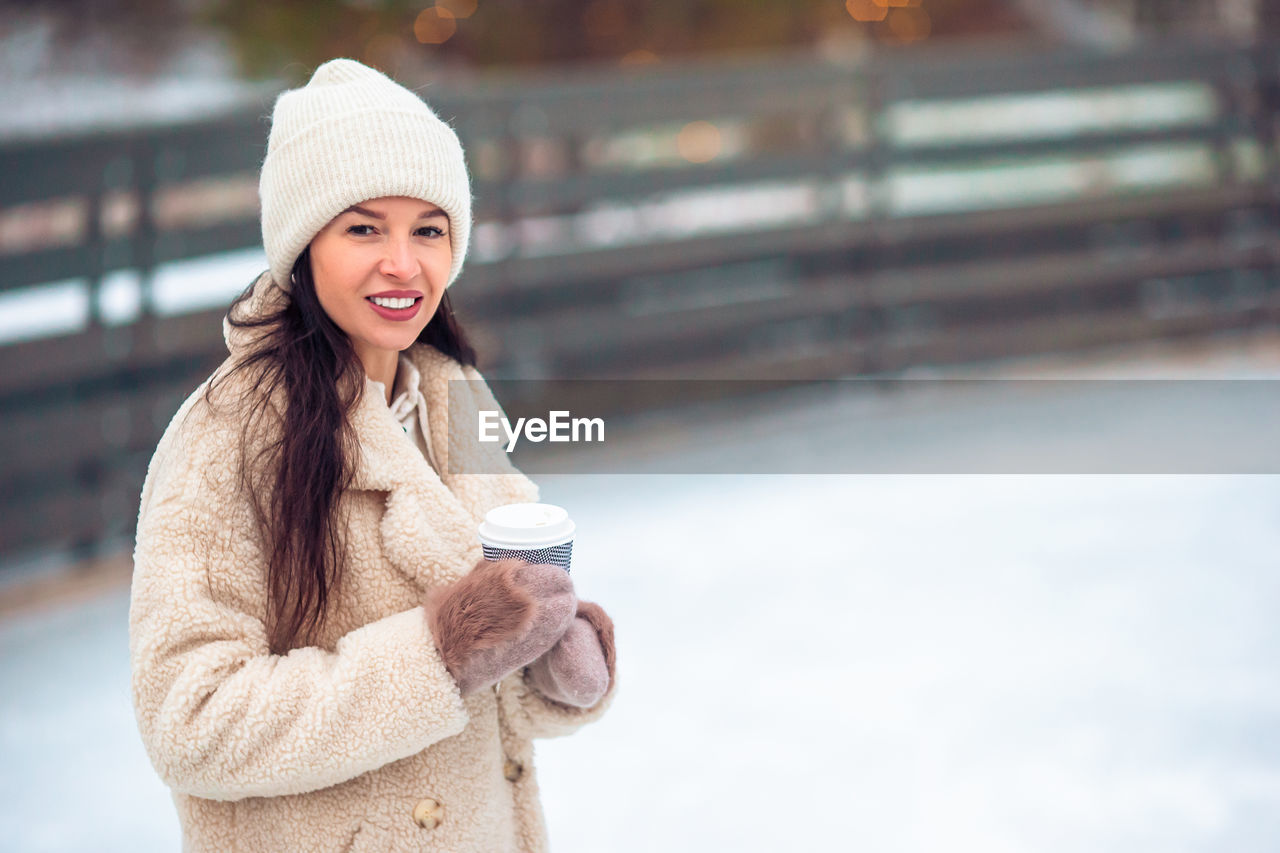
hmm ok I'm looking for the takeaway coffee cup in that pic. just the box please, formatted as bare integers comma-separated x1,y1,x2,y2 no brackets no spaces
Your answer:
478,502,575,573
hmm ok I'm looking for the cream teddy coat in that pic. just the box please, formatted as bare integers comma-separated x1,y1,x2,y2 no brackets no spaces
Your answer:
129,273,616,853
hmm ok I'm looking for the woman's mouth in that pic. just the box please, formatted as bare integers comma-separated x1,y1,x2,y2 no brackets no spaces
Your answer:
366,295,423,321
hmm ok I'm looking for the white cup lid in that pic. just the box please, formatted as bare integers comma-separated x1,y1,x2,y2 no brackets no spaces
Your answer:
478,502,575,549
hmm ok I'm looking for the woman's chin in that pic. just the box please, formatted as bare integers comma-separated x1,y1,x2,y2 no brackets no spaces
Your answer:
361,329,427,354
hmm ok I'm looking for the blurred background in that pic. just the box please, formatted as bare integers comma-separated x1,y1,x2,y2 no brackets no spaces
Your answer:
2,1,1280,851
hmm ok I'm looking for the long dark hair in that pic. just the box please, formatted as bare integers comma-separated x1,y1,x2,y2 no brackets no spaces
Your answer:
209,246,477,653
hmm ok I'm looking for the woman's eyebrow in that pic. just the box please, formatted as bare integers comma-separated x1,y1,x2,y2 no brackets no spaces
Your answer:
342,204,447,220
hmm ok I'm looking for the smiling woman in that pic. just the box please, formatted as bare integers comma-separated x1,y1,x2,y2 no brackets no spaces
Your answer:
127,58,617,853
309,197,454,402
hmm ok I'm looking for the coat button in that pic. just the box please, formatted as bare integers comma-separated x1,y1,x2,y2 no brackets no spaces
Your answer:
503,758,524,782
413,797,443,829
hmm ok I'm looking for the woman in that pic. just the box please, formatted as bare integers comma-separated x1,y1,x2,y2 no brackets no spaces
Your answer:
129,59,616,853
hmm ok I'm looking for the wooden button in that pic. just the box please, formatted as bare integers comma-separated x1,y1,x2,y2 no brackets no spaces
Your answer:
503,758,524,782
413,797,443,829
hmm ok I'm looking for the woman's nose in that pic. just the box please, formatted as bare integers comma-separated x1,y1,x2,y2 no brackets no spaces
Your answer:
378,238,417,279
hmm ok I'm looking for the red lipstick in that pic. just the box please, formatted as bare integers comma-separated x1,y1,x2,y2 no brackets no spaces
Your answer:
365,291,424,321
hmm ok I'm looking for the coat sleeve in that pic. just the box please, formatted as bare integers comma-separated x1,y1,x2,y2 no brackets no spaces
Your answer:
129,403,470,802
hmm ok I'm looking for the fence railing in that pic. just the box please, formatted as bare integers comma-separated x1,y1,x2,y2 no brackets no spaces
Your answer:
2,37,1279,565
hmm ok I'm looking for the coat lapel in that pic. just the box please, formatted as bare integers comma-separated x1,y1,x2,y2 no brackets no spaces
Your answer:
408,344,540,516
351,345,539,591
223,271,538,592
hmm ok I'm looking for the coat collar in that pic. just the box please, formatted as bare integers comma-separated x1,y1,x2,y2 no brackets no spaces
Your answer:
224,272,538,587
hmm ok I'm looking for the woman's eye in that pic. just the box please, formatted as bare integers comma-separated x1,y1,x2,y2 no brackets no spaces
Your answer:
346,224,444,237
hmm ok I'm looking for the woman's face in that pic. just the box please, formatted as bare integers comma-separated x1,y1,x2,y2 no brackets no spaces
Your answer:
308,195,452,365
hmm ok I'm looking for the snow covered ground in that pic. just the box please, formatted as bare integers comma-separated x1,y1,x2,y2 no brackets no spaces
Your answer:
2,343,1279,852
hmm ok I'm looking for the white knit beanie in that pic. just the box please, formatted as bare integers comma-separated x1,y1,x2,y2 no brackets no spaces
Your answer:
259,58,471,291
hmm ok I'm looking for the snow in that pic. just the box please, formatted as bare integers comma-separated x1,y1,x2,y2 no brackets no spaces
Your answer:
0,590,177,851
0,10,278,144
0,248,269,345
532,473,1280,853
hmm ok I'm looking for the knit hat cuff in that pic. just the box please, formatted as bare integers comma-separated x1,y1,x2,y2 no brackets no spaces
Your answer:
260,108,472,290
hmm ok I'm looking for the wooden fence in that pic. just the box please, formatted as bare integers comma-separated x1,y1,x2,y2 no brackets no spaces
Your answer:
2,37,1279,565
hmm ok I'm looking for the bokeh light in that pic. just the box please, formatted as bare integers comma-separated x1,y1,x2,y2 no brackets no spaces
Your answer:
846,0,888,24
414,7,457,45
677,120,723,164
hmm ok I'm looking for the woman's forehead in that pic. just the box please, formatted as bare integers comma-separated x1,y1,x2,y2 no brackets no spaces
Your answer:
342,197,447,218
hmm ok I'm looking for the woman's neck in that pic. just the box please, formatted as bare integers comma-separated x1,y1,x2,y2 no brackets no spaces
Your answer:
357,346,399,406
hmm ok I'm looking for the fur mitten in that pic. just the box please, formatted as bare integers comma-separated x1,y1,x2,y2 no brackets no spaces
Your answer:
425,558,577,696
526,600,616,708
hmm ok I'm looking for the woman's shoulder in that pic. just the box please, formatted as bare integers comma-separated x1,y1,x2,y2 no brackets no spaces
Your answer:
140,356,283,514
173,356,284,446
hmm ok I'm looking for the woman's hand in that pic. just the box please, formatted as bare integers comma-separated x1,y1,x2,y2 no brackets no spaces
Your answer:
526,600,615,708
425,558,577,696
